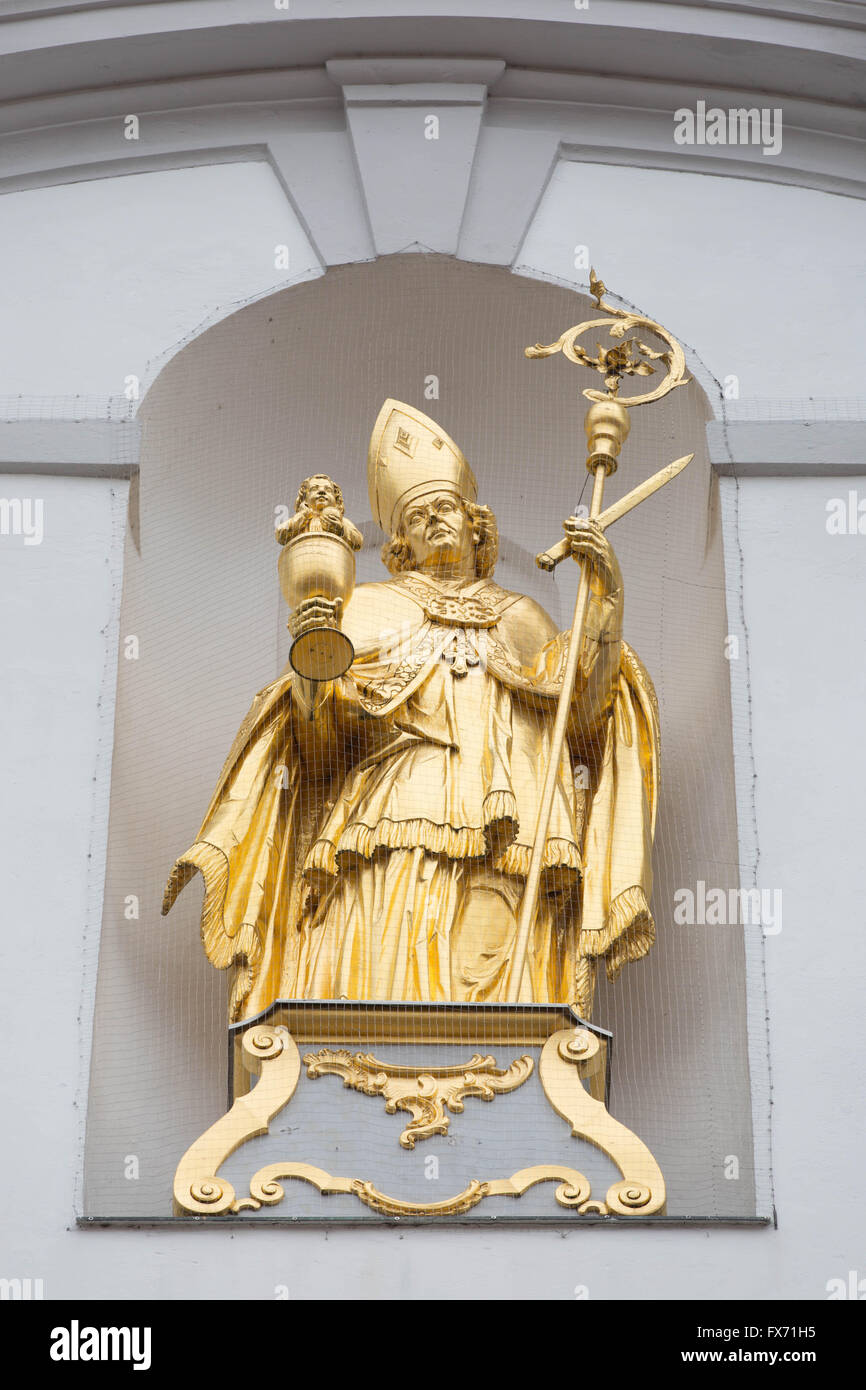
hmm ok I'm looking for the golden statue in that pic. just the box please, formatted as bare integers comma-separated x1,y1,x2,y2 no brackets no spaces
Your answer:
165,396,663,1021
168,280,693,1221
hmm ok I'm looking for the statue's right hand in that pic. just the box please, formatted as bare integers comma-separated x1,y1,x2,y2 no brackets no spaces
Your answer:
289,595,343,639
563,516,622,595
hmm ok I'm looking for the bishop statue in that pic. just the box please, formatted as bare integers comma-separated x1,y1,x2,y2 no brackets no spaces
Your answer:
163,400,659,1021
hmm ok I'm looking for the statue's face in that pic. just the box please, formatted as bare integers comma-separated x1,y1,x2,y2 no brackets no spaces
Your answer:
304,476,338,510
401,492,473,572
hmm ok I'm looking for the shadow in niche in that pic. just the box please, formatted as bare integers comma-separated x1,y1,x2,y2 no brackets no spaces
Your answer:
82,254,756,1223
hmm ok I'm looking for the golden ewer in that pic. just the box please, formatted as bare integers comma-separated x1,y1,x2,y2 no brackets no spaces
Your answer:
279,530,356,680
276,471,362,681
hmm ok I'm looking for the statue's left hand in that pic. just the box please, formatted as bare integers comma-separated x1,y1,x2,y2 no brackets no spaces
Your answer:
563,516,623,595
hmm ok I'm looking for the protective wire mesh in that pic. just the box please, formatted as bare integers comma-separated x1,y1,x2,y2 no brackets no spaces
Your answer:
83,256,766,1221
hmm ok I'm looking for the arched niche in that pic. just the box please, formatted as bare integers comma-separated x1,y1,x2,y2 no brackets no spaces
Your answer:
85,255,756,1221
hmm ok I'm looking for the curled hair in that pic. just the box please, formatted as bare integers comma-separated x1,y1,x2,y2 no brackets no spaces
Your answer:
382,499,499,578
295,475,344,513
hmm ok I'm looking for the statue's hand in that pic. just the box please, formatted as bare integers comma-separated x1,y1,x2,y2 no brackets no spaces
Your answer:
563,516,623,595
289,595,343,638
276,509,309,545
318,506,345,533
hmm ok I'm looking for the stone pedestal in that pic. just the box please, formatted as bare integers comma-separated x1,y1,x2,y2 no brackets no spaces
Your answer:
173,1002,666,1221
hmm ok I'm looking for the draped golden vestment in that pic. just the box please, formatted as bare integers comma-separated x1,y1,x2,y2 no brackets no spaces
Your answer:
163,569,659,1021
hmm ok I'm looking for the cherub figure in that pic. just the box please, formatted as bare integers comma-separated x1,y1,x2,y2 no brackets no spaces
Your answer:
276,474,363,549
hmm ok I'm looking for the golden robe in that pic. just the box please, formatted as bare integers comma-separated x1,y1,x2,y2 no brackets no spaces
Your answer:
163,569,659,1020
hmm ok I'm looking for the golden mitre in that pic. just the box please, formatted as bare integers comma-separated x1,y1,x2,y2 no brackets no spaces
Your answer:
367,399,477,535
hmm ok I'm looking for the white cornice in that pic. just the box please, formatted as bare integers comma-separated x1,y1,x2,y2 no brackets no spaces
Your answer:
0,7,864,104
1,83,862,207
325,56,506,89
1,1,864,37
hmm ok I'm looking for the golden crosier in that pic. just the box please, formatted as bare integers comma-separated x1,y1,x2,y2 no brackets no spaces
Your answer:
506,271,692,998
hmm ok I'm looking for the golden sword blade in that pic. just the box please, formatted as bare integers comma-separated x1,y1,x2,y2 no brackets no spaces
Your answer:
535,453,694,571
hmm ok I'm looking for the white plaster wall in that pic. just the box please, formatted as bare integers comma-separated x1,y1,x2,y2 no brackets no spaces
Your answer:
730,475,866,1284
0,163,321,401
1,475,863,1297
0,475,127,1282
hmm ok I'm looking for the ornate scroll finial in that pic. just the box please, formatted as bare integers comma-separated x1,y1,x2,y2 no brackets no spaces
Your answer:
526,268,691,407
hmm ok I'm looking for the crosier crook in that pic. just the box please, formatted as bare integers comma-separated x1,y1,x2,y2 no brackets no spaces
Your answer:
503,274,694,1004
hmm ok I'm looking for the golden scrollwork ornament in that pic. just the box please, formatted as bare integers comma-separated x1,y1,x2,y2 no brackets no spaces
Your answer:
172,1022,665,1219
303,1049,534,1148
